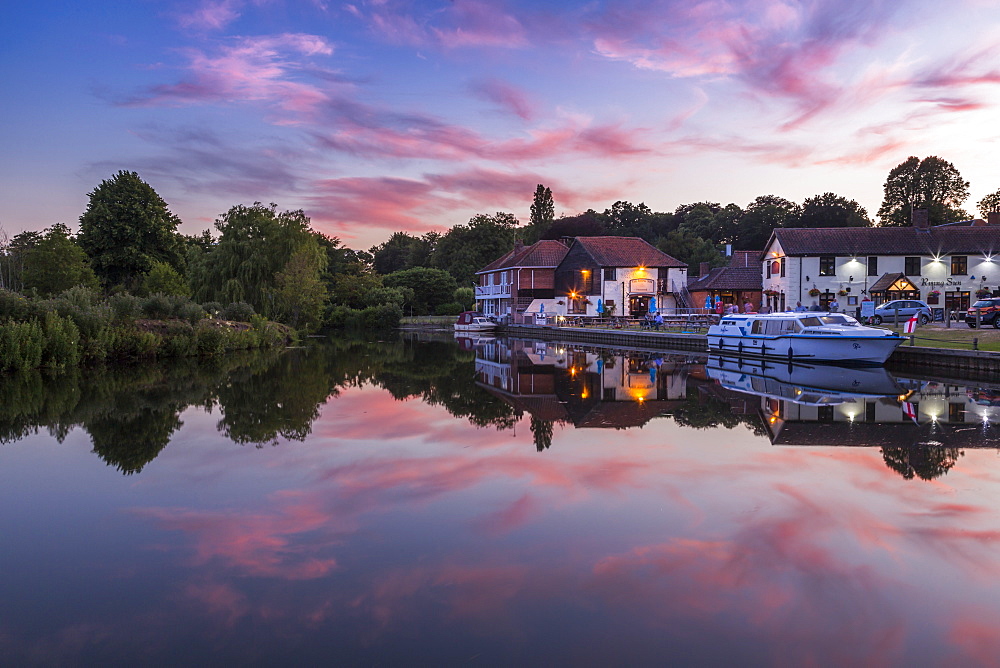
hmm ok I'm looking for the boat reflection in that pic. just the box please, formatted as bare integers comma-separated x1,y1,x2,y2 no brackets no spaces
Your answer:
474,338,1000,479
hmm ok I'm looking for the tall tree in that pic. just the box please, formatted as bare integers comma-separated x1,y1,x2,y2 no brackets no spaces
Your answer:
977,189,1000,218
383,267,458,315
734,195,800,250
371,231,425,275
22,224,99,296
877,156,970,226
798,192,871,228
78,171,182,289
190,202,325,320
431,212,519,285
525,184,555,242
0,229,43,292
275,246,327,331
541,210,606,239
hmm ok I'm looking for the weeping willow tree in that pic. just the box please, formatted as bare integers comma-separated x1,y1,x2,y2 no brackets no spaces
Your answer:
188,203,326,324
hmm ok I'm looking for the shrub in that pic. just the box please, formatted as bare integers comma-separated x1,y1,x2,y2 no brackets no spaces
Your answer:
141,293,174,320
161,332,196,357
434,302,464,316
223,302,255,322
362,304,403,330
109,293,143,323
0,319,44,372
0,290,35,321
177,301,206,325
41,311,81,368
106,327,161,360
201,301,224,318
195,323,226,356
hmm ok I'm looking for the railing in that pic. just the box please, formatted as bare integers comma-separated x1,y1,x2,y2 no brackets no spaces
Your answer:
475,284,512,298
671,280,694,310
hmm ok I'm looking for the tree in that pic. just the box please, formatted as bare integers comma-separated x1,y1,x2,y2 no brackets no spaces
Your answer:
141,261,190,297
798,192,871,228
541,210,606,239
877,156,970,226
431,212,519,285
370,231,427,275
275,246,327,331
524,184,555,242
78,171,182,289
658,229,726,268
190,202,325,321
22,224,99,297
978,189,1000,218
383,267,458,315
734,195,800,250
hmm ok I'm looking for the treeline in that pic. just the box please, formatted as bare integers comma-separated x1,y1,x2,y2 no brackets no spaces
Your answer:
2,156,996,329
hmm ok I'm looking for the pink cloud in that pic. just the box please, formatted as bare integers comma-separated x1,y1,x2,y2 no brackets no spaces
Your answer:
177,0,244,31
125,34,336,117
355,0,527,50
469,78,536,120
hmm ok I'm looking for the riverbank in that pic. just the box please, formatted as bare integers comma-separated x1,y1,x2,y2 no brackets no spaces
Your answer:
500,323,1000,375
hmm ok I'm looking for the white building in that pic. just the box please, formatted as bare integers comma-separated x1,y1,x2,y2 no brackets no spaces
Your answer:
760,215,1000,314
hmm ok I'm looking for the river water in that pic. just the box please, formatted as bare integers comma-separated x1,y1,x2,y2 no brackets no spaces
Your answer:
2,333,1000,665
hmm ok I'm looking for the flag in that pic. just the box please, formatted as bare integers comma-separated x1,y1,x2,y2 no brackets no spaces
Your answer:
903,401,918,424
904,314,918,334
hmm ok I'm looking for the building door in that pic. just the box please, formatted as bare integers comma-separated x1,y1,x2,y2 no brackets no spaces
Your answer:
629,295,650,316
945,291,970,317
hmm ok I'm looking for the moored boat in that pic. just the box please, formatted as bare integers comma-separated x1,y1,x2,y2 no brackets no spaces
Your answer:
454,311,497,332
707,311,904,365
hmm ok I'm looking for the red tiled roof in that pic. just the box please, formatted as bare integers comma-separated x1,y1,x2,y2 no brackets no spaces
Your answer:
572,236,686,268
729,250,759,268
771,226,1000,256
477,240,569,274
687,266,762,291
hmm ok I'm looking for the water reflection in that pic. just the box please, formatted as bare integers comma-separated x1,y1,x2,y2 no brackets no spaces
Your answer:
5,334,1000,663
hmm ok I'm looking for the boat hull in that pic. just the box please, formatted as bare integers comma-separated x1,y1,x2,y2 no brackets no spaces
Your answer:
707,332,903,365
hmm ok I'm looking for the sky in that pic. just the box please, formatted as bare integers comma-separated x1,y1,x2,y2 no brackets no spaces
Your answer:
4,0,1000,250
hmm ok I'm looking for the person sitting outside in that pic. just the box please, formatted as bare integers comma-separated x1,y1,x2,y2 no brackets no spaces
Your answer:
653,312,663,330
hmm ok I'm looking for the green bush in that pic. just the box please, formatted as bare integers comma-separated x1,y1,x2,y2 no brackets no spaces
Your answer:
195,324,226,356
0,319,44,372
223,302,255,322
41,311,81,368
362,304,403,330
434,302,464,316
106,327,161,360
177,301,206,325
201,301,224,318
161,332,196,357
0,290,35,321
141,293,174,320
109,293,143,323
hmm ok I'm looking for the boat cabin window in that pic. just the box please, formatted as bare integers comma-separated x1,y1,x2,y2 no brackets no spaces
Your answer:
763,319,800,335
751,320,764,335
800,317,822,327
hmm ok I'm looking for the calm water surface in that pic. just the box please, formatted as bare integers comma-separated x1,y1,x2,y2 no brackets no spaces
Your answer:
3,334,1000,665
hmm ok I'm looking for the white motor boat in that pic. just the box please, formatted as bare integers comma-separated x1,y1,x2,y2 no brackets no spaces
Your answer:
454,311,497,332
707,311,904,365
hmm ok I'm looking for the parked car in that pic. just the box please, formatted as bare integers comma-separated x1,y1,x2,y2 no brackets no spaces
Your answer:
870,299,932,325
965,298,1000,328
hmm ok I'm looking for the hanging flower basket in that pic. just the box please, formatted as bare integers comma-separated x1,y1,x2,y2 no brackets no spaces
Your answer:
763,289,780,296
837,289,848,296
976,289,991,298
556,300,565,305
928,290,941,297
808,288,821,297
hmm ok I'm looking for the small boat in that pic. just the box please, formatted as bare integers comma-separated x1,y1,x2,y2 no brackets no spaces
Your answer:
707,311,904,365
454,311,497,332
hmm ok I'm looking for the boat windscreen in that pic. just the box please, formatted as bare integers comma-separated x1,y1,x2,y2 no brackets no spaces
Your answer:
818,315,857,326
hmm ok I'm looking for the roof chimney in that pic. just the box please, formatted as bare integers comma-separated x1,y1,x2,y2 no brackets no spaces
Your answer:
514,238,525,253
699,262,710,278
912,208,930,230
989,212,1000,227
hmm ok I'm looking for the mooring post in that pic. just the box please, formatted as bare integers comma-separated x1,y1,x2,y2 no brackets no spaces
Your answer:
974,337,979,351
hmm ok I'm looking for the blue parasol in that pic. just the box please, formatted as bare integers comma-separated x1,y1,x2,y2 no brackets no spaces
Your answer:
649,297,657,314
704,295,713,309
597,298,604,314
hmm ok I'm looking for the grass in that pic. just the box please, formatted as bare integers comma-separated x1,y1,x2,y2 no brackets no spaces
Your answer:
886,321,1000,352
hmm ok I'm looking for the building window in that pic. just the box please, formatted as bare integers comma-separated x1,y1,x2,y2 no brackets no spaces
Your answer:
568,296,587,314
867,256,878,276
905,257,921,276
780,258,786,277
765,262,771,279
951,256,968,275
580,270,594,293
603,267,615,281
949,402,966,423
819,256,835,276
